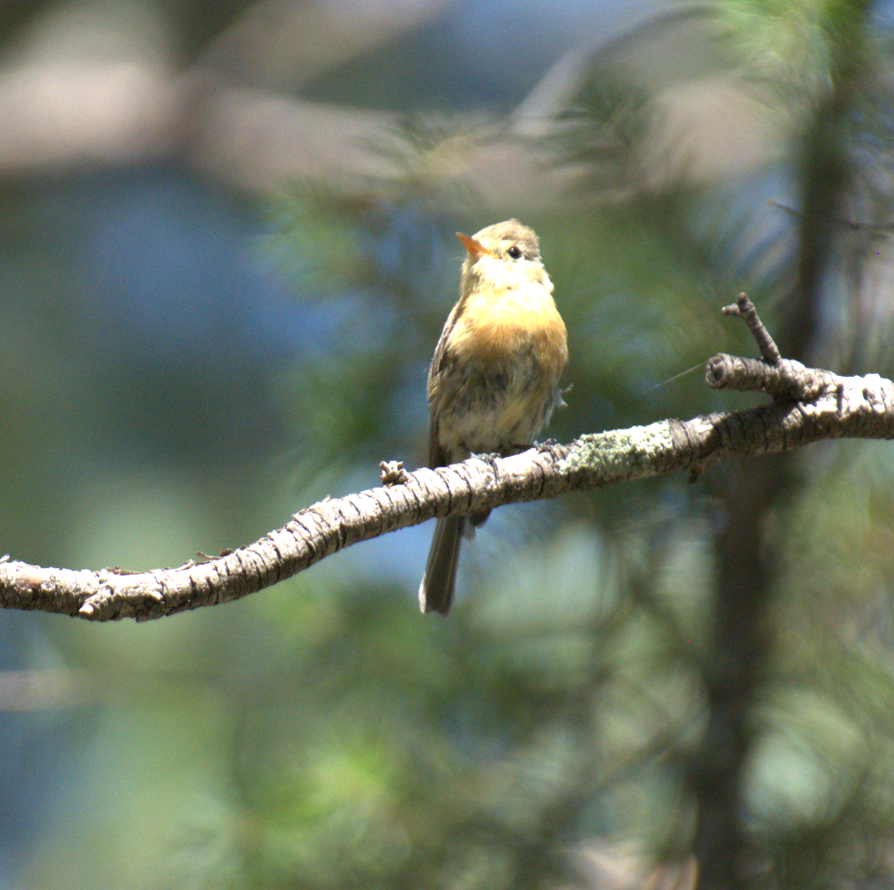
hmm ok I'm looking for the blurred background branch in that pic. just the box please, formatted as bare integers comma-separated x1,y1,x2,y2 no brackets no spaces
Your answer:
0,0,781,204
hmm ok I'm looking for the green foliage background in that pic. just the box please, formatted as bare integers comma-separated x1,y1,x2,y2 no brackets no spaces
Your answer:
2,1,894,888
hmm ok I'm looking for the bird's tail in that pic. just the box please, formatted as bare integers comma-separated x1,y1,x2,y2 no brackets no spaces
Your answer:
418,515,465,615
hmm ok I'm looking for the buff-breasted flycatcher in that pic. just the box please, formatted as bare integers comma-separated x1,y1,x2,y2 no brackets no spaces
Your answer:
418,219,568,615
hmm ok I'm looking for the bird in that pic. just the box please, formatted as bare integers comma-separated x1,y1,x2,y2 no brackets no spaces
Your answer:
418,219,568,615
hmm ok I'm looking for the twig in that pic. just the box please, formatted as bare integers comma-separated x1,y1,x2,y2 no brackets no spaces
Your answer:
721,293,781,365
768,199,894,235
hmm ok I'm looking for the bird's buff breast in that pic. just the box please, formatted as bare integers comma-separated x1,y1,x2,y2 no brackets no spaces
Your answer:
431,287,567,457
448,282,566,374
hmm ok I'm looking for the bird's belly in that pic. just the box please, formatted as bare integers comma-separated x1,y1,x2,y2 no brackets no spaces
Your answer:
435,353,561,458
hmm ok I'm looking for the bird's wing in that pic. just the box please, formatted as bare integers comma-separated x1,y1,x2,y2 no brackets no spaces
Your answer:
426,301,463,468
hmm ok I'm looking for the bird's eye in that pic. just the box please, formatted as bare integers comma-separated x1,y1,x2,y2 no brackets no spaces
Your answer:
507,245,522,259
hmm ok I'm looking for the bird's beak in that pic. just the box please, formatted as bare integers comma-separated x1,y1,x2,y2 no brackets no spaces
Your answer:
456,232,494,258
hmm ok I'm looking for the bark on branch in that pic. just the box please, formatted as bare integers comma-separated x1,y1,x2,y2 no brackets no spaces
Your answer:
2,296,892,621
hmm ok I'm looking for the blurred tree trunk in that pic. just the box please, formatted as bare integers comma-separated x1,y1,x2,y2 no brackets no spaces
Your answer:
688,2,875,887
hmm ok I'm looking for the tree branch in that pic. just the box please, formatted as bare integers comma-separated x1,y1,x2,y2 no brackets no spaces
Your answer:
2,297,892,621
